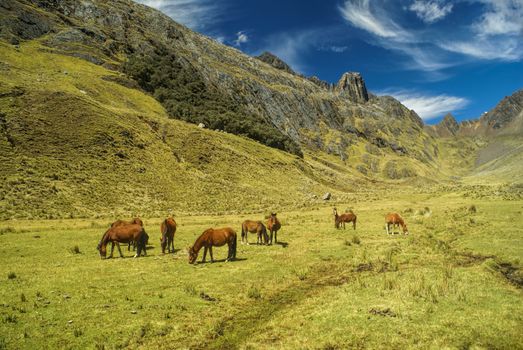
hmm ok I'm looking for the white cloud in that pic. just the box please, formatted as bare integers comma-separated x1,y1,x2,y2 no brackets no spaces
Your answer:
134,0,224,30
234,31,249,46
473,0,523,36
339,0,410,40
438,0,523,61
409,0,453,23
338,0,523,73
440,37,522,60
379,90,469,120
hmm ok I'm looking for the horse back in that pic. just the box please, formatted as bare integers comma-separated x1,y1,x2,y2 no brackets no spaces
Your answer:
108,223,144,243
385,213,402,224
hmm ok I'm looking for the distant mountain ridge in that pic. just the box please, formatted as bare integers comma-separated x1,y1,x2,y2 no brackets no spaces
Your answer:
426,89,523,138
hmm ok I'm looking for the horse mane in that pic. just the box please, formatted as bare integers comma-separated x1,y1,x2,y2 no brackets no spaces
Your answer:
97,229,111,249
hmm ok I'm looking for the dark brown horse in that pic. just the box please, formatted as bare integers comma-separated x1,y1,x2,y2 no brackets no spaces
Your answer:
241,220,268,245
110,218,144,251
333,208,357,230
97,224,148,259
160,217,177,254
267,213,281,245
188,227,237,264
385,213,409,235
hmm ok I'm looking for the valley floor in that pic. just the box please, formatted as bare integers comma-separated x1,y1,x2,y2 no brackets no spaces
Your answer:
0,193,522,349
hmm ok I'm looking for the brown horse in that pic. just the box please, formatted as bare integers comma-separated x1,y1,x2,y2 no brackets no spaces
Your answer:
110,218,144,251
385,213,409,235
267,213,281,245
160,217,177,254
188,227,237,264
97,223,148,259
333,208,357,230
241,220,268,245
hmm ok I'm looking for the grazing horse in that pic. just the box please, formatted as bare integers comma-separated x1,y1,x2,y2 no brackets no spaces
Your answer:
97,224,148,259
241,220,268,245
267,213,281,245
333,208,357,230
385,213,409,235
160,217,177,254
188,227,237,264
109,218,144,251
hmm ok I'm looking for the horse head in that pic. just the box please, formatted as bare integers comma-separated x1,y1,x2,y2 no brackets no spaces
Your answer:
98,242,107,259
188,246,197,264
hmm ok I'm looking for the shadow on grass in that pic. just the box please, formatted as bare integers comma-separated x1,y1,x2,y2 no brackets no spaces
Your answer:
196,257,248,265
275,241,289,248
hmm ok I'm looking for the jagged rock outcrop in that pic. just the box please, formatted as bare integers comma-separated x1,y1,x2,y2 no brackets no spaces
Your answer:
336,72,369,103
255,52,296,75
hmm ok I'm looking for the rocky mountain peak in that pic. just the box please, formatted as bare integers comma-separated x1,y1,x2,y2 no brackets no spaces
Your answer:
255,51,296,75
440,113,459,134
336,72,369,103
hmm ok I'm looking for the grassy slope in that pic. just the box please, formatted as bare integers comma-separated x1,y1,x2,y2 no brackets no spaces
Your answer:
0,196,521,349
0,40,378,220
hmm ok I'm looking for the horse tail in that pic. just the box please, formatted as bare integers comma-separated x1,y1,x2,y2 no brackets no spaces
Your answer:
353,215,357,230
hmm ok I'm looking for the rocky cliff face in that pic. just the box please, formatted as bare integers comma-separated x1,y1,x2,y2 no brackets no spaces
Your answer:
426,113,459,137
335,72,369,103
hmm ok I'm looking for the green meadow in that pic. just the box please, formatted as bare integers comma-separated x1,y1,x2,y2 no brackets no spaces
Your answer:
1,193,521,349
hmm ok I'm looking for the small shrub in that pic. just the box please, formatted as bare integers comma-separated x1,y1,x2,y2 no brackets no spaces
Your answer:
7,272,16,280
344,240,352,246
70,245,81,254
468,205,477,213
20,293,26,302
210,320,226,339
73,328,83,337
247,286,261,300
351,235,361,245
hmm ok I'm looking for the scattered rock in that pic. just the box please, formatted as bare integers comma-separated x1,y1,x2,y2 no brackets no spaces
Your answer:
199,292,216,302
322,192,331,200
369,307,396,317
131,310,137,314
197,123,205,128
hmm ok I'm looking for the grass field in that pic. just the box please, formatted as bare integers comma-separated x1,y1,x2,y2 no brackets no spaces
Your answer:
1,193,521,349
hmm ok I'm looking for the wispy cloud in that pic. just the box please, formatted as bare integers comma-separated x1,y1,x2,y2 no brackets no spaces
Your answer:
409,0,453,24
234,31,249,46
379,89,469,120
134,0,225,31
439,0,523,61
339,0,410,40
339,0,523,74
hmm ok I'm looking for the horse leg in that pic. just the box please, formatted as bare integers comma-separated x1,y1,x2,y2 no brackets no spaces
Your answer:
275,230,278,244
109,242,115,258
117,243,124,258
209,246,214,263
202,247,208,263
269,230,273,245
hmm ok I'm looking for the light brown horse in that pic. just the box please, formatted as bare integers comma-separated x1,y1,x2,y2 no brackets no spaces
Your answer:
241,220,268,245
333,208,357,230
97,224,148,259
160,217,177,254
188,227,237,264
267,213,281,245
385,213,409,235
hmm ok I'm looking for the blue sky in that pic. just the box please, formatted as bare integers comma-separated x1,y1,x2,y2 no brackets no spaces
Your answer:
135,0,523,124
